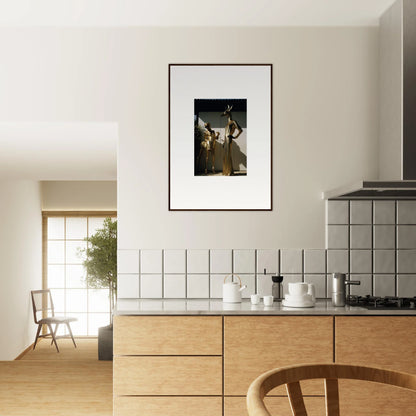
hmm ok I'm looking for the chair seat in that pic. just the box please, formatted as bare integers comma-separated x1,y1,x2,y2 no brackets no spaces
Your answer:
38,316,77,325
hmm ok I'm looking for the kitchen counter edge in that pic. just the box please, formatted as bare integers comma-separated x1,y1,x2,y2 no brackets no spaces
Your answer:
114,299,416,316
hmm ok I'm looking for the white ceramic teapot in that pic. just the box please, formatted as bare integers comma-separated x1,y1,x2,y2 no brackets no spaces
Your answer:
223,274,247,303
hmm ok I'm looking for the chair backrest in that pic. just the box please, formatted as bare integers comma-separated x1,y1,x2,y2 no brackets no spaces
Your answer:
31,289,55,324
246,363,416,416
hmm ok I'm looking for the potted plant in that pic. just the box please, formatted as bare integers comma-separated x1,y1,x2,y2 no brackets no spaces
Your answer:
80,217,117,360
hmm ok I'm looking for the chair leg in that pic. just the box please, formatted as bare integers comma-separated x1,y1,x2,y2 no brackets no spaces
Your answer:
33,324,42,350
66,322,77,348
51,323,59,345
47,323,59,352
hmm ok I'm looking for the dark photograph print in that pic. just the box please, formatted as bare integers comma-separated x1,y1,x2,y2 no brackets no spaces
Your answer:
194,98,247,176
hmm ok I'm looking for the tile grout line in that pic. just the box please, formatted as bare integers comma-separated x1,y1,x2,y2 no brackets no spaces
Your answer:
395,201,398,297
371,200,374,296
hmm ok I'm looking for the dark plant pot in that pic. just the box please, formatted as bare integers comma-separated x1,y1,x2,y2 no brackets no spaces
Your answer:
98,325,113,361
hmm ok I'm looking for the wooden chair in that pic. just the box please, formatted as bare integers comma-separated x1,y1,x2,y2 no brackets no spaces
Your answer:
31,289,77,353
246,363,416,416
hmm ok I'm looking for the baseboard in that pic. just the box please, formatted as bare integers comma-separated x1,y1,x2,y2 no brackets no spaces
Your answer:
14,342,35,360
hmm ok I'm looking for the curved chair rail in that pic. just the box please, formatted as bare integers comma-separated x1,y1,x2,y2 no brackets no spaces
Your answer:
246,363,416,416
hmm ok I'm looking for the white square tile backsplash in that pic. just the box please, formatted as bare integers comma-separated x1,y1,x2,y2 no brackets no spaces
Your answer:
397,201,416,224
280,249,303,274
210,274,227,298
187,250,209,274
116,200,416,301
304,274,326,298
140,250,163,274
304,250,326,274
164,250,186,274
350,201,372,224
210,250,232,274
374,201,395,225
350,250,372,274
256,274,273,296
350,225,372,249
349,274,372,296
327,225,349,249
239,274,256,299
374,275,396,297
327,200,349,224
373,225,395,249
117,274,140,298
233,249,256,274
164,274,186,298
117,250,139,274
187,274,209,298
256,249,278,274
140,274,162,298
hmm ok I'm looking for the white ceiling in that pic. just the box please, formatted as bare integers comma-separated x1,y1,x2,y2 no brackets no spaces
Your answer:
0,123,117,180
0,0,396,27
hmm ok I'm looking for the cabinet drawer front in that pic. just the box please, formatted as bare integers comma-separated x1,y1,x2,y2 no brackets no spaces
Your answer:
224,316,333,395
225,396,325,416
336,317,416,372
114,316,222,355
339,380,416,416
114,356,222,395
114,397,222,416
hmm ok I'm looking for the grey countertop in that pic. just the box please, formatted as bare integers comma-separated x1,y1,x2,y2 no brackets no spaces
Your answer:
115,299,416,316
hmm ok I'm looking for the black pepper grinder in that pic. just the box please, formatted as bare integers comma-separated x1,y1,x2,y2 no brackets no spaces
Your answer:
272,275,284,301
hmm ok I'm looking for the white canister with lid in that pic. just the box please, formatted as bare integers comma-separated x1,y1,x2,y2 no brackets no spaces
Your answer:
223,274,247,303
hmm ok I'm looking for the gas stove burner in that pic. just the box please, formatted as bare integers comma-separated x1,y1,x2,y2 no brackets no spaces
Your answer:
347,295,416,309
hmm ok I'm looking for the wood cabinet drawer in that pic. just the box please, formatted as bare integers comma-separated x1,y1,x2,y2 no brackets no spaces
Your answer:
224,316,333,395
114,316,222,355
225,396,325,416
114,356,222,396
338,380,416,416
335,316,416,415
335,317,416,372
114,397,222,416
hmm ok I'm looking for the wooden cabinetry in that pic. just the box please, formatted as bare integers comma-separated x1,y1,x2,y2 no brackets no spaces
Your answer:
224,316,333,396
114,315,416,416
335,316,416,416
113,316,223,416
224,316,333,416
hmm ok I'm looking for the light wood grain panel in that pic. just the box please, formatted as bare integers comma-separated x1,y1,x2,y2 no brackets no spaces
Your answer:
225,396,325,416
339,380,416,416
224,316,333,395
114,315,222,355
336,317,416,415
336,317,416,372
114,356,222,395
114,396,222,416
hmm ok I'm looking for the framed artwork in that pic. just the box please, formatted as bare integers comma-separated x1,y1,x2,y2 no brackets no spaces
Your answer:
169,64,272,211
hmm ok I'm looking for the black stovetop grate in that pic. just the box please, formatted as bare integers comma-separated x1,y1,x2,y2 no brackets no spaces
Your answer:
347,295,416,309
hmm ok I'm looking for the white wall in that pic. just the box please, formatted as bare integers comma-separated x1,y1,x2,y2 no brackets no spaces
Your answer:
0,181,42,360
42,181,117,211
0,27,379,249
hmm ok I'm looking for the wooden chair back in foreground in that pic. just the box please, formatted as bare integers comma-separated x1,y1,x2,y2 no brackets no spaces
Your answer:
246,363,416,416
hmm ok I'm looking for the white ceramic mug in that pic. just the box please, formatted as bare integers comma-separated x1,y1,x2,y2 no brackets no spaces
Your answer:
251,294,260,305
263,295,274,306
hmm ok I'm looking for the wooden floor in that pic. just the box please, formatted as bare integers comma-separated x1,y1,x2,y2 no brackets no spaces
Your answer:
0,338,112,416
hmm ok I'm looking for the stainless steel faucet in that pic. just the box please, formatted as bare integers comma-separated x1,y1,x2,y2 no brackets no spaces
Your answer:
332,273,360,307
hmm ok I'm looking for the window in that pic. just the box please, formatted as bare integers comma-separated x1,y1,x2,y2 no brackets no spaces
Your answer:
44,212,116,336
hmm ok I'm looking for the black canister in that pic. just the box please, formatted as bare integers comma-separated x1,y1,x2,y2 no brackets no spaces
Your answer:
271,275,284,301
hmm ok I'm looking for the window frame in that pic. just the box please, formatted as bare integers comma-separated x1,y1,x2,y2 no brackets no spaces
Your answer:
42,211,117,337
